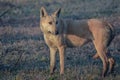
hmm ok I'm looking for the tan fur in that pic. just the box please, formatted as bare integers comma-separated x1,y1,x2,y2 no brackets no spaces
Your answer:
40,7,115,77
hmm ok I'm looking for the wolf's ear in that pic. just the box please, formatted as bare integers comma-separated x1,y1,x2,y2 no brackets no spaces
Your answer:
40,7,48,18
53,8,61,17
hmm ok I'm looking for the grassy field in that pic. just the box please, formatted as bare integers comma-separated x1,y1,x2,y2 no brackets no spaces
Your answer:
0,0,120,80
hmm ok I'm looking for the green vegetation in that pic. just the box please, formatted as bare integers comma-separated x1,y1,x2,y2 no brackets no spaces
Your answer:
0,0,120,80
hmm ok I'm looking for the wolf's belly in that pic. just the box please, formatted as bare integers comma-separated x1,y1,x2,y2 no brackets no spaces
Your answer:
66,35,90,47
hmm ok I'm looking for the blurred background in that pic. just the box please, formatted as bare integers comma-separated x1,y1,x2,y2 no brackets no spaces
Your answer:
0,0,120,80
0,0,120,27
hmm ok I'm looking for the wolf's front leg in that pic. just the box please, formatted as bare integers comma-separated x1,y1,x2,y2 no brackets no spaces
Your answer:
50,47,57,74
58,46,65,75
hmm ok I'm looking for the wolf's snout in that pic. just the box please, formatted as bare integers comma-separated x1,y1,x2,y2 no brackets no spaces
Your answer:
55,31,59,35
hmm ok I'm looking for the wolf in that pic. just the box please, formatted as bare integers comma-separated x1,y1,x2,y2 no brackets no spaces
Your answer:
40,7,115,77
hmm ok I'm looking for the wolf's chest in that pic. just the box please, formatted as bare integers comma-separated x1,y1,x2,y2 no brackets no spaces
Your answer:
44,34,63,48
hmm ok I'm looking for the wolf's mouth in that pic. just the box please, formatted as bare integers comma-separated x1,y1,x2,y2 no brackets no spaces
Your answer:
48,31,59,35
48,31,52,34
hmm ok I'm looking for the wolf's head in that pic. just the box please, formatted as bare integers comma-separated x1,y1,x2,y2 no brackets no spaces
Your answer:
40,7,61,35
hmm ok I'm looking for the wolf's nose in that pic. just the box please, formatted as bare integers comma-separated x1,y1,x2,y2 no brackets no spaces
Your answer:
55,31,59,35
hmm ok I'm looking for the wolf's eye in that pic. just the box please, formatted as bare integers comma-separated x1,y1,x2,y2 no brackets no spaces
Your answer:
56,21,58,24
49,22,52,25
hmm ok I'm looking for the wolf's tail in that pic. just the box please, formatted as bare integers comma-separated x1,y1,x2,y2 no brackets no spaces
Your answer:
107,22,115,46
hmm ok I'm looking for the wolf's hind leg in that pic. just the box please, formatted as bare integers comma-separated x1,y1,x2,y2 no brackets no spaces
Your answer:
108,57,115,73
93,52,115,75
93,53,99,59
93,41,109,77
